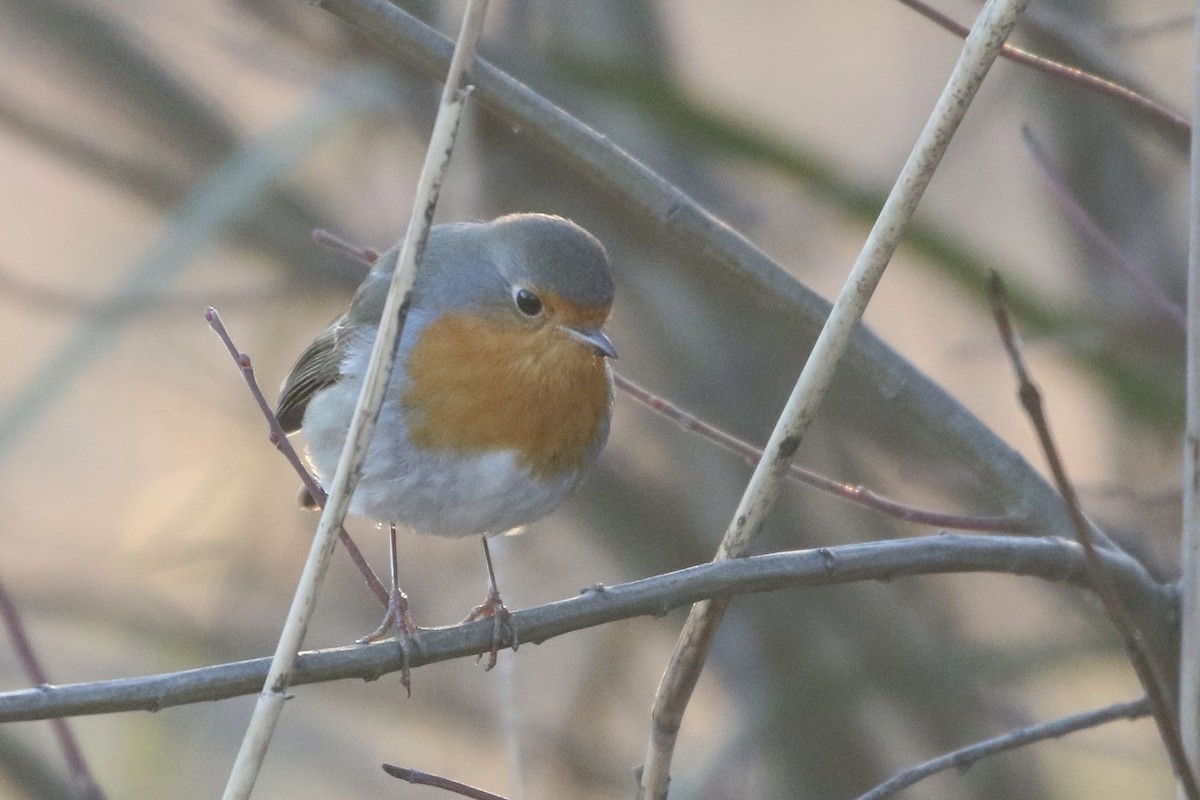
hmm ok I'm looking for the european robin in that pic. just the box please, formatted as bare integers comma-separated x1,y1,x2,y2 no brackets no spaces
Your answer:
276,213,616,663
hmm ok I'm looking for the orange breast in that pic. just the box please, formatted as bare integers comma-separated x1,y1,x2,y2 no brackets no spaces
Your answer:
402,311,611,480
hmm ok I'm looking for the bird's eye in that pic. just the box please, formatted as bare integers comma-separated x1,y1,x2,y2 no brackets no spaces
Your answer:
514,288,543,316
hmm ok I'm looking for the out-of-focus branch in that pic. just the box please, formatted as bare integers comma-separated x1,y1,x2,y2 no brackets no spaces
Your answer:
0,570,106,799
1179,1,1200,780
857,697,1151,800
1021,128,1185,331
0,533,1169,723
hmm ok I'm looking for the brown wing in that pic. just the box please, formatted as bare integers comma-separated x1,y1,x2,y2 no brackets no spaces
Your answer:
276,321,342,434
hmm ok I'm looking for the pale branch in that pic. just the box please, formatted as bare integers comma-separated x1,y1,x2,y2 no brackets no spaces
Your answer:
221,3,489,795
0,534,1170,724
989,276,1200,797
896,0,1190,140
315,0,1095,556
613,374,1032,534
206,308,388,606
640,2,1029,796
856,697,1151,800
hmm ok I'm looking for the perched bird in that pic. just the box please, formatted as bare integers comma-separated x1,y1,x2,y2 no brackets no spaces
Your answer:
276,213,616,663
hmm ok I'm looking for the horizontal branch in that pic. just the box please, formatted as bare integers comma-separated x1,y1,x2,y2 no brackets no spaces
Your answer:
0,533,1170,723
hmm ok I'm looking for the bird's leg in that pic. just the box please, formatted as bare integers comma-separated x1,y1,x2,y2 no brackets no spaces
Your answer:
463,535,517,670
358,524,418,643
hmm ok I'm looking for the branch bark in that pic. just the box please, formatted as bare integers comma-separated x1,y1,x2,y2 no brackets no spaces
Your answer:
0,534,1170,724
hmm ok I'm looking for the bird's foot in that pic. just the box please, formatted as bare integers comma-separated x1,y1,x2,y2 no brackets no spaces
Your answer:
463,588,518,670
357,587,419,694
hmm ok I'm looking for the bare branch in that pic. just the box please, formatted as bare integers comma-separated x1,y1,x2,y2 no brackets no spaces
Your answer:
989,276,1200,797
1021,128,1185,330
857,697,1150,800
896,0,1190,141
640,2,1030,795
614,373,1033,534
221,5,489,796
206,308,388,606
383,764,508,800
0,570,106,799
0,533,1168,723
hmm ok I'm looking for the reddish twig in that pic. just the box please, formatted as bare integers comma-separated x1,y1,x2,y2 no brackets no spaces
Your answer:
988,274,1200,798
0,569,107,800
311,229,380,265
897,0,1190,138
1022,127,1185,330
382,764,508,800
205,307,388,607
614,373,1032,534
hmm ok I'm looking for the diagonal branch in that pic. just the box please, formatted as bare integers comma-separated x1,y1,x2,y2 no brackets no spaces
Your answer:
614,373,1032,534
857,697,1151,800
383,765,507,800
639,2,1029,796
206,308,388,606
220,4,489,798
0,533,1168,723
896,0,1189,142
0,569,106,799
989,275,1200,797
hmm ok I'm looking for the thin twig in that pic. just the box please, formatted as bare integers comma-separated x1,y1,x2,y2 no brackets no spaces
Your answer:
382,765,508,800
0,533,1169,722
614,373,1032,534
1179,2,1200,780
311,229,380,265
988,275,1200,797
220,6,488,797
857,697,1151,800
0,570,106,800
1021,128,1185,330
205,308,388,606
896,0,1191,139
639,3,1029,796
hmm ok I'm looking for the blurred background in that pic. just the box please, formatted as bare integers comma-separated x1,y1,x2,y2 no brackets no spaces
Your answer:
0,0,1192,797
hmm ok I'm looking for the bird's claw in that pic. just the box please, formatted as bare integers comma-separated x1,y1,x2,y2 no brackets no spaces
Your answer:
463,588,518,670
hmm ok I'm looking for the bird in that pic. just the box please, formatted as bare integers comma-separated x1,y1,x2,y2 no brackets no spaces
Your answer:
275,213,616,666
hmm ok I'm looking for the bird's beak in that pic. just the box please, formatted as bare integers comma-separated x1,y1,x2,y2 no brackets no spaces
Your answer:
563,325,618,359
